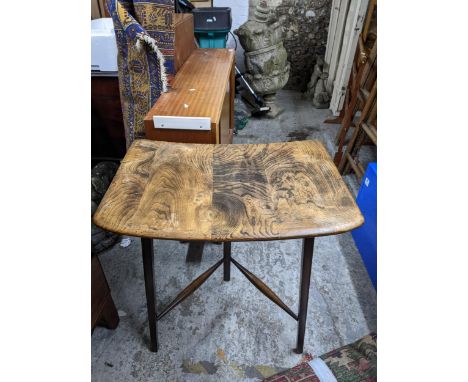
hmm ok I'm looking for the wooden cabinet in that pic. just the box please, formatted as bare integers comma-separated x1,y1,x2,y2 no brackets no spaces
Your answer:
91,255,119,330
91,74,127,161
144,49,235,144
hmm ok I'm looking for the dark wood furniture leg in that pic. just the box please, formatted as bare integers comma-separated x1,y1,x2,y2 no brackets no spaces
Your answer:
141,238,158,352
91,255,120,331
96,296,120,329
186,241,205,262
295,237,315,354
223,242,231,281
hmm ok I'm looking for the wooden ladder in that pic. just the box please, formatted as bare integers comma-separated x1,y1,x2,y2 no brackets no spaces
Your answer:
331,0,377,179
338,80,377,178
333,38,377,165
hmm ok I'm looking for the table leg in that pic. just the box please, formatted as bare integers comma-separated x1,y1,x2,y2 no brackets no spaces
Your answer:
141,238,158,352
186,241,205,262
223,242,231,281
295,237,315,354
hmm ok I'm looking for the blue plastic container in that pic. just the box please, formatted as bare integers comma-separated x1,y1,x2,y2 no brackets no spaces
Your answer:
352,163,377,289
192,7,231,49
195,30,229,48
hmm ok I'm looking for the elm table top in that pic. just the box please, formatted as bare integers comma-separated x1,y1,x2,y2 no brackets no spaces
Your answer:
93,139,364,241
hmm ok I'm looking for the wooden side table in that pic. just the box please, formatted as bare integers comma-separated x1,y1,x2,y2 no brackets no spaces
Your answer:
93,140,363,353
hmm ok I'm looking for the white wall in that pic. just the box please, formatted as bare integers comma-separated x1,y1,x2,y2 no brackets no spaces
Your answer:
214,0,249,71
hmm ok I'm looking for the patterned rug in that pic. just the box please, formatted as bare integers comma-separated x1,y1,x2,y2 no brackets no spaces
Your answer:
263,333,377,382
106,0,175,147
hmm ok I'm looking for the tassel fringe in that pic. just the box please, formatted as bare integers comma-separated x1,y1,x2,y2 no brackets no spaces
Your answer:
135,32,168,92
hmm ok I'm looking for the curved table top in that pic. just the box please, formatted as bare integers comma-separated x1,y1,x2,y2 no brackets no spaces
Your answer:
93,140,364,241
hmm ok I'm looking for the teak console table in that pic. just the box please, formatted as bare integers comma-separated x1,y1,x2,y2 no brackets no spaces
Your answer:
93,140,363,353
144,48,235,145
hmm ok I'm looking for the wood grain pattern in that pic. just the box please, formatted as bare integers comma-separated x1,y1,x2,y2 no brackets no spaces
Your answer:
93,140,364,241
174,14,197,73
219,81,233,144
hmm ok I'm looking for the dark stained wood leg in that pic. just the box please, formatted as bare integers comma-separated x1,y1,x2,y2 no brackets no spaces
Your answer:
97,294,120,330
231,258,298,320
186,241,205,263
141,238,158,352
92,255,120,331
223,242,231,281
157,259,223,321
333,151,343,167
295,237,315,354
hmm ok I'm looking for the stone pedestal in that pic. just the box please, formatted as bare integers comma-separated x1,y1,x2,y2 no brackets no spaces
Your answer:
235,1,290,118
262,94,284,118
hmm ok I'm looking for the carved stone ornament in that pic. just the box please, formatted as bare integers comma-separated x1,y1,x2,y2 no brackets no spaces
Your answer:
305,56,330,109
235,0,290,118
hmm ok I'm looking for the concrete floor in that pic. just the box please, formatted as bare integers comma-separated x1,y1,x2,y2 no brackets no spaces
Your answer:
91,90,377,381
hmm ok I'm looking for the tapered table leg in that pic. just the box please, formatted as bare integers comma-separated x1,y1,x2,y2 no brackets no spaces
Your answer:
295,237,315,354
223,242,231,281
141,238,158,352
185,241,205,262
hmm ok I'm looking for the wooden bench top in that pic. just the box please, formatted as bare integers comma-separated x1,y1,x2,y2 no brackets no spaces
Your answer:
144,49,235,124
93,140,364,241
